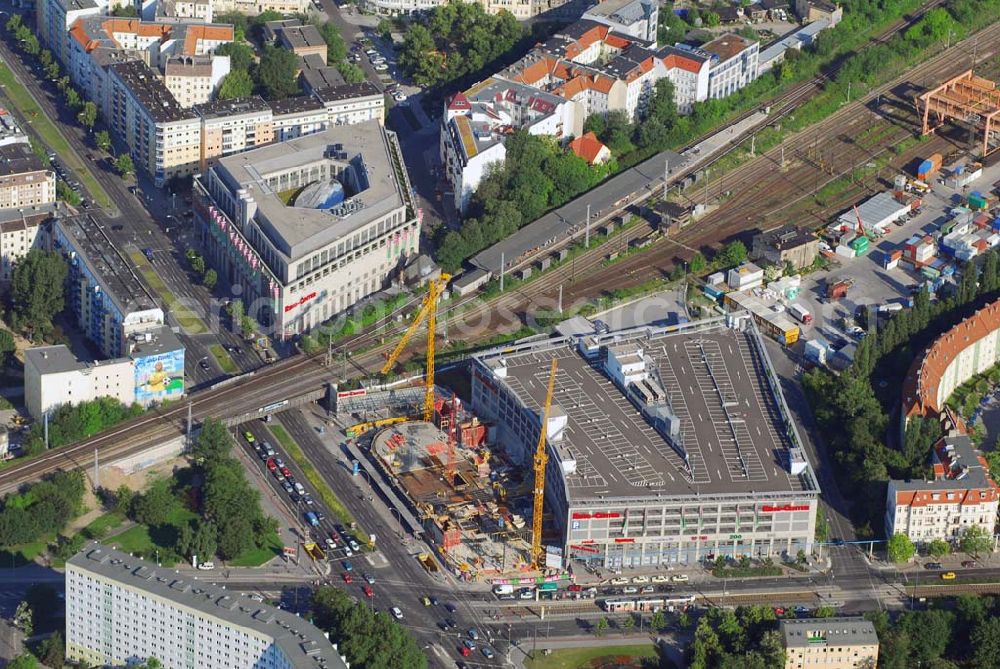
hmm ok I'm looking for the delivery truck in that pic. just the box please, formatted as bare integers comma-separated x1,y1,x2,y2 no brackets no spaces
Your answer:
789,303,813,324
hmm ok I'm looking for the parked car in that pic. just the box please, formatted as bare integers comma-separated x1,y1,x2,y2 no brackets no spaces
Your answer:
391,607,403,620
941,571,957,580
670,574,689,583
342,572,353,584
925,562,943,570
962,560,977,568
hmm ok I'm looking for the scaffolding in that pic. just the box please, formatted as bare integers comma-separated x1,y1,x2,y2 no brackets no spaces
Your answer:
917,70,1000,158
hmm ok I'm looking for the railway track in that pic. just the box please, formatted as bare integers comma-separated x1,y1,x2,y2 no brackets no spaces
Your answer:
0,4,991,494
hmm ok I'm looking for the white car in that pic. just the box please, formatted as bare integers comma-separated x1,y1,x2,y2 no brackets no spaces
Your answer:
349,539,360,552
390,607,403,620
373,64,389,72
631,576,650,584
392,92,406,102
670,574,689,583
651,575,670,583
325,538,336,551
609,577,628,585
197,561,215,570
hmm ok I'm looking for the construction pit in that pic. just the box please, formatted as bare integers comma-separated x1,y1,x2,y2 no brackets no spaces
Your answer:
369,399,541,580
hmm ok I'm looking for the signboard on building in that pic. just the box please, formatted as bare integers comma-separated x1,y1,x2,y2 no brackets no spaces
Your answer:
134,348,185,404
545,545,563,569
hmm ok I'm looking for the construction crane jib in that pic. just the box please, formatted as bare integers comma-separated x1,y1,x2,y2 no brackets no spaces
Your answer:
532,359,558,570
380,273,452,422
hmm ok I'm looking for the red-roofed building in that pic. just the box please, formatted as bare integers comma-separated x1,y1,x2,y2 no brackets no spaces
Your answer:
886,435,999,543
569,132,611,165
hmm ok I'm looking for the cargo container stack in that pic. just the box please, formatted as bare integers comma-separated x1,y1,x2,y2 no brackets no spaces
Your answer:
917,153,943,181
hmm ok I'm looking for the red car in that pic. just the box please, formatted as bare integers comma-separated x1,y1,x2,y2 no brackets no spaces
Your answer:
459,646,471,657
774,608,786,616
342,573,353,584
363,585,374,598
266,458,277,472
280,466,292,477
568,584,582,592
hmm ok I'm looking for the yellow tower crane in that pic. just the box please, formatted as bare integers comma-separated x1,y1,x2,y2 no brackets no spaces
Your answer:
380,273,451,422
531,359,558,570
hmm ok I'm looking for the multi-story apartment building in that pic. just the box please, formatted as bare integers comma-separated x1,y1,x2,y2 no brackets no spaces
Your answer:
163,54,229,107
194,96,275,171
886,435,1000,544
193,123,419,337
37,0,105,67
213,0,307,15
470,318,821,568
66,543,350,668
441,79,578,213
0,205,54,283
52,213,165,358
781,618,879,669
270,95,329,141
702,33,759,99
581,0,658,44
0,143,57,209
153,0,214,23
314,81,385,126
904,298,1000,431
24,326,184,418
107,60,202,185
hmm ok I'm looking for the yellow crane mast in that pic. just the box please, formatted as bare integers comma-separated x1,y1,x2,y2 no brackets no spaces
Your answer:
531,359,558,569
380,273,451,422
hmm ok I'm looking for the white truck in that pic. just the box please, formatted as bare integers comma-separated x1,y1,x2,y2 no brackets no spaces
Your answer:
492,584,514,596
789,303,813,324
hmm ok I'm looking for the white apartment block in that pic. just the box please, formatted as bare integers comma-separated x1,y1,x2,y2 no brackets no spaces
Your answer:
441,78,579,213
0,207,52,283
66,543,349,669
0,143,57,209
154,0,214,22
315,82,386,126
194,96,276,171
163,54,229,108
271,96,329,142
24,346,135,418
107,60,202,185
582,0,658,44
213,0,307,14
886,436,1000,544
194,123,420,337
781,618,879,669
702,33,760,99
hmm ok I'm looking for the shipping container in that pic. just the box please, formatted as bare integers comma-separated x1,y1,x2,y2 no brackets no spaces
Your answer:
827,280,851,299
850,236,870,255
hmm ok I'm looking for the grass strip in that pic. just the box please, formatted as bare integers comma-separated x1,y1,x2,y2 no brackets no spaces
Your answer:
0,61,111,209
128,250,208,334
524,644,658,669
209,344,238,374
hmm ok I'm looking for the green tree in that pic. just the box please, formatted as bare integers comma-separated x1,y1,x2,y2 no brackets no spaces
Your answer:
57,180,81,206
130,479,177,527
64,87,82,109
887,533,915,563
811,606,835,618
377,18,392,38
95,130,112,152
193,418,233,464
318,22,348,64
113,484,135,516
7,655,38,669
689,252,707,273
203,268,218,290
228,299,245,333
77,101,98,130
115,153,135,177
927,539,951,558
9,249,68,337
215,41,255,72
256,45,300,99
241,314,258,337
45,61,60,80
970,616,1000,669
959,524,992,556
218,70,254,100
36,630,65,668
718,240,748,266
111,4,138,15
0,329,15,368
5,13,22,33
595,616,608,637
176,520,218,561
336,61,366,84
621,613,635,635
13,601,32,636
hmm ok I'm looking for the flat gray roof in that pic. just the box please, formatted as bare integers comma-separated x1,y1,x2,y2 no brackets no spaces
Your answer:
213,123,406,261
482,322,815,500
781,617,879,649
67,543,349,669
24,346,87,375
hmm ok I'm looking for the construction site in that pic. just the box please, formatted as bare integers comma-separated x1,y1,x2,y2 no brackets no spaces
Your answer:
333,273,565,581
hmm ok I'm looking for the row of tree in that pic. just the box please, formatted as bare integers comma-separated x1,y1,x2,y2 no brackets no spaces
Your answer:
398,1,525,89
803,249,1000,534
0,470,86,547
23,397,145,456
6,249,67,342
886,525,993,564
311,586,427,669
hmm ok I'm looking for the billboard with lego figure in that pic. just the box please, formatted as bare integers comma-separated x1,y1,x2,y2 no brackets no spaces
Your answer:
134,348,185,404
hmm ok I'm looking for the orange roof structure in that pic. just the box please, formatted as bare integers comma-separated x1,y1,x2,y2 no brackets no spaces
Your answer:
568,132,609,164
